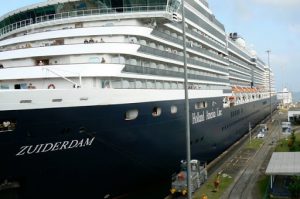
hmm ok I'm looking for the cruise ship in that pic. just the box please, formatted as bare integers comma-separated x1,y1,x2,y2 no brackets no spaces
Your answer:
0,0,277,198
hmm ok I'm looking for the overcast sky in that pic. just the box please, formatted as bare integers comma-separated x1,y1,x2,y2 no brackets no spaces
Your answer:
1,0,300,92
208,0,300,92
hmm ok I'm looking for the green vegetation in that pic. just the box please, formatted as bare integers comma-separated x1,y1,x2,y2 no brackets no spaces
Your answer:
288,176,300,199
246,138,264,149
194,173,233,199
257,175,269,199
275,132,300,152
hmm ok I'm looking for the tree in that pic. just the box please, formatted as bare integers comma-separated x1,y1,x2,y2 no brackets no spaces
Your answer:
288,132,297,151
288,176,300,199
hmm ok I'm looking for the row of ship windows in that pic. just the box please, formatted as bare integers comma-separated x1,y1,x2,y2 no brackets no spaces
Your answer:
124,106,176,120
230,63,250,74
157,23,224,49
229,71,251,79
229,80,252,87
101,79,226,90
0,54,225,81
155,27,225,57
125,56,226,79
230,63,251,75
136,36,226,67
125,101,210,121
228,55,252,69
0,33,226,70
0,102,208,132
0,78,226,91
2,15,224,55
0,41,226,78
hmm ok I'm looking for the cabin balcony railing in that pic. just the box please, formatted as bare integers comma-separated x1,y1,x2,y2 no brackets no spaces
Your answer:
123,64,229,84
0,5,169,37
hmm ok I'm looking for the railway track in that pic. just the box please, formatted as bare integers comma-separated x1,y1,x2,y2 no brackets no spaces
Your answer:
167,111,281,199
224,113,283,199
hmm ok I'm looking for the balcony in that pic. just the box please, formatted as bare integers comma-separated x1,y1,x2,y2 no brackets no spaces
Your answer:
0,5,169,38
123,64,229,84
138,45,228,74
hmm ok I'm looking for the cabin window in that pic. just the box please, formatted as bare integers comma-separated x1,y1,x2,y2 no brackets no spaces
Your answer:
52,99,63,103
36,59,49,66
14,83,27,90
195,101,207,109
14,84,21,89
89,57,100,63
171,105,177,114
0,84,9,89
155,81,163,89
101,80,111,88
53,39,64,45
20,100,32,104
124,109,138,121
111,80,122,89
75,22,83,28
146,80,155,89
152,107,162,117
0,119,16,132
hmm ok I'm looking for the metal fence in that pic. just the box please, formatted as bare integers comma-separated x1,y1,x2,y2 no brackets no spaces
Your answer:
123,64,229,84
0,5,168,37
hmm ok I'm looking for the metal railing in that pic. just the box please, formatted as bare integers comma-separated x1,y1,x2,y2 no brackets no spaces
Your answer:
229,63,250,74
0,5,169,37
1,19,33,36
123,64,229,84
138,45,228,73
228,42,252,61
228,55,251,69
170,22,227,52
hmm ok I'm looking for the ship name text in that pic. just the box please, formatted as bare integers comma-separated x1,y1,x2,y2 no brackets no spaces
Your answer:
16,137,95,156
192,109,223,125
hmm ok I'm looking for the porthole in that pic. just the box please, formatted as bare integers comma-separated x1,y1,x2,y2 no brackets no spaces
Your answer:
0,119,16,132
152,107,162,117
170,105,177,114
124,109,138,121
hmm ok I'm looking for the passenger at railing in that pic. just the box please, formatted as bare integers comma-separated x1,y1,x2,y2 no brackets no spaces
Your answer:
89,38,94,43
84,39,89,44
0,64,3,69
100,38,104,43
101,58,106,63
38,61,44,66
28,83,36,89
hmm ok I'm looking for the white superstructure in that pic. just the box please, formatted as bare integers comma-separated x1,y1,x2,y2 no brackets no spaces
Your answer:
0,0,273,111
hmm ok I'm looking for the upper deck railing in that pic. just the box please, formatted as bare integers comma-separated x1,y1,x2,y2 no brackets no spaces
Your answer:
0,5,170,37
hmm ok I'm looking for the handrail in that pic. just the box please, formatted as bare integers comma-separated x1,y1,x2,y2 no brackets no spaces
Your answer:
0,5,170,37
42,67,82,88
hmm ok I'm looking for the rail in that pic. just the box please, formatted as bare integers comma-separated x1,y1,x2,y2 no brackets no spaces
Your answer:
0,5,169,37
123,64,229,84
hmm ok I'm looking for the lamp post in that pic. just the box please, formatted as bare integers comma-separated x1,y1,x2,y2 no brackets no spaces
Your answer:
281,65,284,108
181,1,192,199
266,50,272,122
